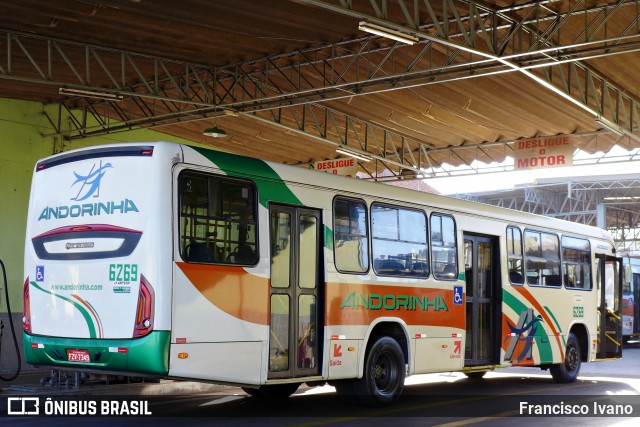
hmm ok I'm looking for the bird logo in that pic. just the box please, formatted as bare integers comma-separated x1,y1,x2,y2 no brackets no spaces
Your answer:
71,161,113,201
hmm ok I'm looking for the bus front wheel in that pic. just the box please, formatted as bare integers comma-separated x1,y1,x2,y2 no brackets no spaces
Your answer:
352,336,405,407
550,332,581,383
464,371,487,379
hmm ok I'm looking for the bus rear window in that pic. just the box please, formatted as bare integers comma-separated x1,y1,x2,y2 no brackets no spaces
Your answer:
179,172,257,265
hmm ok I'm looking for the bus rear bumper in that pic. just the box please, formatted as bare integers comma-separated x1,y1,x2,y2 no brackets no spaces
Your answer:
23,331,170,376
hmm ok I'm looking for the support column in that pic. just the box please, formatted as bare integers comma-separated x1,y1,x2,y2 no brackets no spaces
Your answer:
597,203,607,229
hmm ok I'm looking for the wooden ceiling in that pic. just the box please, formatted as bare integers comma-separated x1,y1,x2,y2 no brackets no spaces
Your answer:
0,0,638,177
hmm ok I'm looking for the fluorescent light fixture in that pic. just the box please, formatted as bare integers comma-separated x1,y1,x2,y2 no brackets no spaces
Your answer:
59,87,124,101
603,196,640,201
203,126,227,138
223,109,240,117
358,21,419,45
595,116,625,137
336,146,372,162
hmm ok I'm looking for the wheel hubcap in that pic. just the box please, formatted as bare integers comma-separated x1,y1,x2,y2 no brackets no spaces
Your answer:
566,346,578,371
373,353,396,392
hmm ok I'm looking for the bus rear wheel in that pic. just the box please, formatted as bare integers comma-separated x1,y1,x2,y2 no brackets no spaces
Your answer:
550,332,581,383
352,336,405,407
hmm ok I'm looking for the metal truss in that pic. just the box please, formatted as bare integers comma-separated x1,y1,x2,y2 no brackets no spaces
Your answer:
459,176,640,252
302,0,640,136
608,207,640,256
2,1,640,174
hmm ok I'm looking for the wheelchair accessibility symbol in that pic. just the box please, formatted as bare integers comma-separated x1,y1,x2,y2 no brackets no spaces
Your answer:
36,265,45,282
453,286,463,305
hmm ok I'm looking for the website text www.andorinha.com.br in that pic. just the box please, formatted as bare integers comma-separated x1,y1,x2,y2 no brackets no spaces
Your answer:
50,283,103,291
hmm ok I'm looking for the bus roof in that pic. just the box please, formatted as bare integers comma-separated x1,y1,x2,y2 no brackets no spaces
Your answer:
38,141,614,246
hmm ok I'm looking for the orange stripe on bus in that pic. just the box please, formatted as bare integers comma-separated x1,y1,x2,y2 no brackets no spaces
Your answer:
500,315,535,367
176,262,269,325
325,282,464,328
512,285,563,353
71,294,103,339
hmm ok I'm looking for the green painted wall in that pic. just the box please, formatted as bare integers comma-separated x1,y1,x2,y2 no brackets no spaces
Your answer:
0,97,204,313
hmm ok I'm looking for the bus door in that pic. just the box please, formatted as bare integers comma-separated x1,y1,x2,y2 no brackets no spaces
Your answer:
463,234,501,366
596,254,623,358
268,204,322,379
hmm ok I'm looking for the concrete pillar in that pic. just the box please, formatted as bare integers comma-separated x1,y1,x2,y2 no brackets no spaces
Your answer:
597,203,606,229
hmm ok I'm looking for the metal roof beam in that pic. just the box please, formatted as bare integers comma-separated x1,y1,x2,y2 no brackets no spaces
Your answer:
1,1,638,118
298,0,640,134
4,1,640,174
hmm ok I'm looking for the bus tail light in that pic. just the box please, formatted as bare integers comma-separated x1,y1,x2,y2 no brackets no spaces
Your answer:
23,278,32,333
133,275,155,338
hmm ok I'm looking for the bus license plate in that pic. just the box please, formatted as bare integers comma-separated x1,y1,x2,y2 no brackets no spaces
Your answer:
67,349,90,363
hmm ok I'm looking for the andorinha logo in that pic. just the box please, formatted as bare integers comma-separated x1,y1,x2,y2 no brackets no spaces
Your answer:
38,200,139,221
504,308,544,363
72,161,112,201
340,291,449,311
37,160,139,221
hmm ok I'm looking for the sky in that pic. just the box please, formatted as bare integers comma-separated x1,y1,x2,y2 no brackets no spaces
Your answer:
426,145,640,195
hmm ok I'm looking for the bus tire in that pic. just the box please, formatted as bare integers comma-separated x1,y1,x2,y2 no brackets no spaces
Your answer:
464,371,487,379
550,332,581,383
242,387,262,397
353,336,405,407
334,380,358,404
242,383,299,398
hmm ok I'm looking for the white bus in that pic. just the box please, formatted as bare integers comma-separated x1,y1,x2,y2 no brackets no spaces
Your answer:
23,142,622,406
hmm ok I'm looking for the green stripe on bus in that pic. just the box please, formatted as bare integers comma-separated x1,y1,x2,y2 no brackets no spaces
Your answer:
324,225,333,250
193,146,302,208
503,289,554,364
83,298,104,337
544,305,567,348
23,331,170,375
30,281,97,338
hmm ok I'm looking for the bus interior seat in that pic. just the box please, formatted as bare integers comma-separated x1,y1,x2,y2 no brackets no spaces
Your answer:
544,274,562,286
185,241,214,263
509,271,523,284
411,261,428,276
230,243,255,264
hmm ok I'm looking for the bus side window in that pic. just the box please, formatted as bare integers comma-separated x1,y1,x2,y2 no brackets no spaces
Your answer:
371,203,428,278
562,236,592,290
431,214,457,280
178,171,258,265
507,226,523,285
524,230,561,287
333,198,369,273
